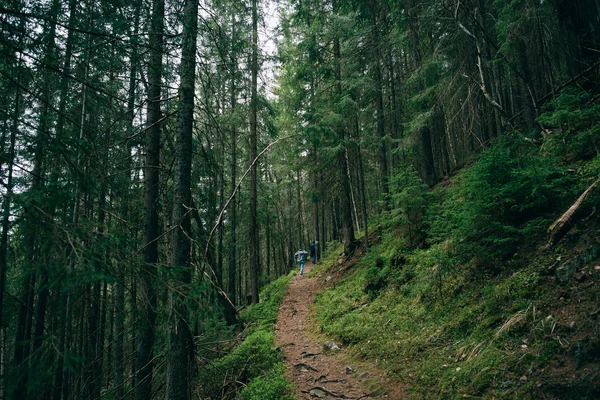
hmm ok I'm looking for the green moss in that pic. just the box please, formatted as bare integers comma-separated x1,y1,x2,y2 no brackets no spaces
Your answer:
311,231,592,398
197,272,297,399
238,365,296,400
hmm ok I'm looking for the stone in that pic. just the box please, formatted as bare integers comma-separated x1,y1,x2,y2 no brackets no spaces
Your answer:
309,388,327,398
346,365,359,374
323,341,340,352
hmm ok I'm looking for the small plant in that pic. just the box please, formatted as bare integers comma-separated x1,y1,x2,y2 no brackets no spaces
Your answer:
364,257,389,299
238,365,296,400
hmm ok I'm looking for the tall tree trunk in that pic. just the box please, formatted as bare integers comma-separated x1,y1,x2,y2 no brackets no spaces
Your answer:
332,0,355,255
135,0,164,395
13,271,36,400
296,171,304,249
356,114,369,249
249,0,260,303
370,0,389,209
115,3,140,398
217,161,225,287
228,21,238,303
266,211,271,275
166,0,198,397
52,2,77,398
320,172,326,255
0,37,21,354
13,0,61,394
0,49,20,397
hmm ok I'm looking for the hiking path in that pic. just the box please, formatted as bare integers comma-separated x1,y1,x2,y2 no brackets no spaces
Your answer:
275,261,406,399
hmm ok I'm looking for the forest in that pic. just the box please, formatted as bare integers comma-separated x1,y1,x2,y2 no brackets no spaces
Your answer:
0,0,599,399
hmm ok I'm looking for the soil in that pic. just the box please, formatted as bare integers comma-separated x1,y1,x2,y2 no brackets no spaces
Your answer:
275,261,406,399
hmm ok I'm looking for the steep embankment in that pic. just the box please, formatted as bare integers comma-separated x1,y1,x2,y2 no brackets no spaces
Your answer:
310,232,600,399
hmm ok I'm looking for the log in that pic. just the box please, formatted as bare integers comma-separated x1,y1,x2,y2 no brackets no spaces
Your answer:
545,177,600,250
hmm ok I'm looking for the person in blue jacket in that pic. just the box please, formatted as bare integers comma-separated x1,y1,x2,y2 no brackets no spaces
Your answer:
295,249,308,276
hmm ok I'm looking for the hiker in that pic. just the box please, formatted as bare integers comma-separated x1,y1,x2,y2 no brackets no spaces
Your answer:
310,241,316,264
294,249,308,276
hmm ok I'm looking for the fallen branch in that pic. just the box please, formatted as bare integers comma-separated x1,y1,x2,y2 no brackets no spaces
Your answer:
203,135,296,266
537,60,600,105
545,177,600,250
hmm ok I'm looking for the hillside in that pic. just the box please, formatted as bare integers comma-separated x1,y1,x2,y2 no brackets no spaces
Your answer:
311,225,600,398
303,120,600,398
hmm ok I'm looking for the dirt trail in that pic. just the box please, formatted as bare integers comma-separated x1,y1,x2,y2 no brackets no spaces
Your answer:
275,262,405,399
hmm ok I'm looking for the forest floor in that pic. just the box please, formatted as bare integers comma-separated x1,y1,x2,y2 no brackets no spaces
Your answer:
275,260,407,399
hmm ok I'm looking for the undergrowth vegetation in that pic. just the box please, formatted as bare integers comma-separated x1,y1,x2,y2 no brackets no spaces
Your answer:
313,88,600,399
426,133,574,268
197,272,296,399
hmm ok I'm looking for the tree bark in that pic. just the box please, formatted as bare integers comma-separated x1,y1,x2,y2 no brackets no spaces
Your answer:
0,46,20,397
369,0,389,209
332,0,355,255
249,0,260,303
228,14,238,303
545,177,600,250
52,2,77,398
166,0,198,396
135,0,164,395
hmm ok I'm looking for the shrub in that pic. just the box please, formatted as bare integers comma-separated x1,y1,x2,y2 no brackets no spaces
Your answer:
538,87,600,161
364,257,389,299
386,166,428,245
426,134,571,266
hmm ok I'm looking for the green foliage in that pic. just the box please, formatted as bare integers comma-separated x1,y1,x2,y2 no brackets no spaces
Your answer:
364,257,389,299
426,135,571,265
219,331,281,381
312,234,594,399
238,365,296,400
538,87,600,161
241,271,293,330
386,166,428,245
197,273,296,399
